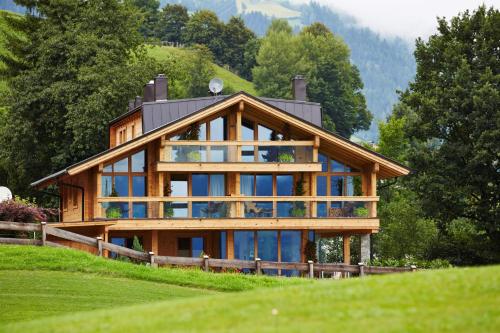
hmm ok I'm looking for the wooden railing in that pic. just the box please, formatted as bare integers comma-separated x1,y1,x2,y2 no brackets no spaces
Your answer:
95,196,378,219
0,221,415,277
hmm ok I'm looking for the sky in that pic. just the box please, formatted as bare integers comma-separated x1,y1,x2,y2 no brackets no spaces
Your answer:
292,0,500,40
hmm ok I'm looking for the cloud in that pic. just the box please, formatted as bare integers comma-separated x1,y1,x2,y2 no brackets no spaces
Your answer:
292,0,500,40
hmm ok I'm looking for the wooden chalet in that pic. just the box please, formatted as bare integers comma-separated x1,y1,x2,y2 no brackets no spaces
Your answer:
32,75,410,272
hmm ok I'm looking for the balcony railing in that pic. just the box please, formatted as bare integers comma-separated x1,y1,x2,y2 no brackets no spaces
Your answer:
96,196,378,220
163,141,315,163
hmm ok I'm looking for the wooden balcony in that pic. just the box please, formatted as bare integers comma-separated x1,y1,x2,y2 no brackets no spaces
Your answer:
159,140,321,172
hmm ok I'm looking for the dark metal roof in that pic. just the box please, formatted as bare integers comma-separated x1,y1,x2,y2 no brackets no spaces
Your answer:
142,95,322,133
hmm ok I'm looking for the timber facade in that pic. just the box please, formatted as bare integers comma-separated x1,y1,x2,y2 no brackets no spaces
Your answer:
33,75,410,272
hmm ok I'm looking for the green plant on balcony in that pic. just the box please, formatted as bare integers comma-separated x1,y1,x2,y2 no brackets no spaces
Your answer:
164,202,174,218
290,207,306,217
277,152,294,162
106,206,122,219
186,150,202,162
354,206,369,217
290,177,306,217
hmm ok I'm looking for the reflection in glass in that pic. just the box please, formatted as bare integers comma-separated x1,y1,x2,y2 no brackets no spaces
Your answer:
103,202,129,219
192,174,208,196
257,231,278,275
114,158,128,172
242,119,254,140
234,231,254,261
170,174,188,196
281,231,302,276
114,176,129,196
241,145,255,162
132,176,146,196
330,176,343,196
331,159,344,172
132,202,147,218
317,202,327,217
102,176,112,197
256,175,272,196
319,154,328,172
220,231,227,259
244,202,273,217
240,174,254,196
192,237,204,257
131,150,146,172
209,174,225,196
258,124,273,141
317,176,327,196
277,175,293,196
277,202,293,217
210,117,226,141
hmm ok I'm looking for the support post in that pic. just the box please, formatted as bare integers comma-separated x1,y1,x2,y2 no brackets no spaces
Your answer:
40,222,47,246
96,236,103,256
308,260,314,278
149,251,156,267
342,234,351,265
358,262,365,277
360,234,371,263
255,258,262,275
203,255,210,272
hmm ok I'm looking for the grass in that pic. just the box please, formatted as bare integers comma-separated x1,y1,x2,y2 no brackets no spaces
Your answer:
0,270,215,323
2,262,499,333
0,245,306,292
146,45,257,95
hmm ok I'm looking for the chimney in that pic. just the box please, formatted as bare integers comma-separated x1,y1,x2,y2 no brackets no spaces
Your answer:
154,74,168,101
128,99,135,111
143,80,155,102
134,96,142,108
292,75,307,101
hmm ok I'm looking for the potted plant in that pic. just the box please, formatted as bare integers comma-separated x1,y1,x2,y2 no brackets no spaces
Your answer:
186,150,202,162
164,202,174,218
290,177,306,217
106,206,122,218
277,152,294,162
354,206,369,217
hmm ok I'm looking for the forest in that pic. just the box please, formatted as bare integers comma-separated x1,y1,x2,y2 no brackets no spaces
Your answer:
0,1,498,266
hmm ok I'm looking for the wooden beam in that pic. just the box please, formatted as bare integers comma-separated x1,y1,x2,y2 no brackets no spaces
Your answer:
343,234,351,265
161,140,315,146
156,162,322,173
227,230,234,259
151,230,158,254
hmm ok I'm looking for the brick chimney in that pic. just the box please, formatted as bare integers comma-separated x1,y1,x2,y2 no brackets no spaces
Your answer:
154,74,168,101
143,80,155,102
292,75,307,101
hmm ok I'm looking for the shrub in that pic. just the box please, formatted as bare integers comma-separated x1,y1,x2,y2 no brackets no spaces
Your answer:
0,196,57,222
369,256,452,269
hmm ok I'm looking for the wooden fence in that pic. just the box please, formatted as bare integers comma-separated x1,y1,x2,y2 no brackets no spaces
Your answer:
0,221,416,277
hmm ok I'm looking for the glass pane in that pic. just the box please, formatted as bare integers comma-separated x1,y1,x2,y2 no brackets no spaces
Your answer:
102,176,112,197
192,174,208,196
257,231,278,275
234,231,254,261
209,174,225,196
317,202,327,217
330,176,344,196
308,231,315,241
317,176,327,196
277,146,295,162
209,146,227,162
171,202,188,217
114,158,128,172
345,164,360,172
220,231,227,259
132,176,146,196
192,202,208,218
346,176,363,196
277,202,293,217
277,175,293,196
331,159,344,172
199,123,206,141
244,202,273,217
241,145,255,162
258,146,278,162
132,202,147,218
242,119,254,140
256,175,272,196
210,117,226,141
281,231,302,276
103,202,129,218
240,174,254,196
319,154,328,172
131,150,146,172
258,124,273,141
171,174,188,196
192,237,204,257
114,176,129,196
103,164,112,173
177,238,190,257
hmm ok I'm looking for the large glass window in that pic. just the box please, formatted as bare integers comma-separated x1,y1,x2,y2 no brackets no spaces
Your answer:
257,231,278,275
170,174,188,196
331,176,344,196
210,117,227,141
256,175,272,196
277,175,293,196
220,231,227,259
132,176,146,196
242,119,254,140
258,124,273,141
234,231,254,261
131,151,146,172
319,154,328,172
192,237,204,257
281,231,302,276
240,174,254,196
114,176,129,196
192,174,225,197
192,174,209,196
317,176,327,196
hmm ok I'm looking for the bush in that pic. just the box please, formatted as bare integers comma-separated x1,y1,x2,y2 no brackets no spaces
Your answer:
369,257,452,269
0,196,57,222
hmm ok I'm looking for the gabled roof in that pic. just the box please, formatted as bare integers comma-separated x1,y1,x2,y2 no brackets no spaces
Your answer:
31,91,410,187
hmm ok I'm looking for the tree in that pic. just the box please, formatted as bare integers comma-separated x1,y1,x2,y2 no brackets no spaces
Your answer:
253,21,371,137
181,10,225,65
400,6,500,263
253,20,304,99
240,37,260,81
156,4,189,43
221,16,256,76
182,44,215,97
0,0,156,198
132,0,160,39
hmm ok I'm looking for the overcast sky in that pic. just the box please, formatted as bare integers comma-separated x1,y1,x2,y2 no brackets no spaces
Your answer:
292,0,500,40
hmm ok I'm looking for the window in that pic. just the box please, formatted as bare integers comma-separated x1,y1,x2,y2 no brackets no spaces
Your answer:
169,174,188,217
210,117,227,141
101,150,148,218
281,231,302,276
234,231,254,261
220,231,227,259
242,119,254,140
177,237,205,257
277,175,293,196
256,175,272,196
192,174,225,197
257,231,278,275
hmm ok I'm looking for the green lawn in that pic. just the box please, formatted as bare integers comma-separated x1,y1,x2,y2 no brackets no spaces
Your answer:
0,270,214,323
147,45,257,95
1,245,499,333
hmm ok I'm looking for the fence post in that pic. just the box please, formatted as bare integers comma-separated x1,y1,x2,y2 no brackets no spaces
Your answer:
358,262,365,277
149,251,157,268
96,237,103,256
203,255,210,272
40,222,47,246
308,260,314,278
255,258,261,275
410,265,417,272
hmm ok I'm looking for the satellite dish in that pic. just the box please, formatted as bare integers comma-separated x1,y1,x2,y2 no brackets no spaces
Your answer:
0,186,12,202
209,78,223,95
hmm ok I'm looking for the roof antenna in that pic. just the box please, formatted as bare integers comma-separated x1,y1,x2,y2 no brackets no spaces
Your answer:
209,78,223,96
